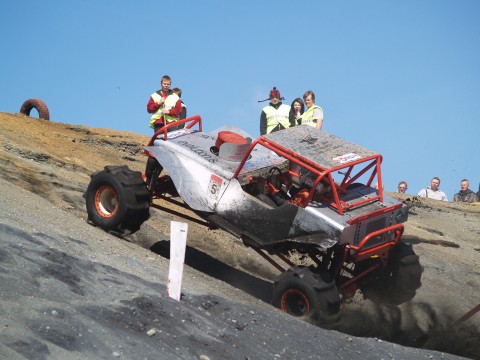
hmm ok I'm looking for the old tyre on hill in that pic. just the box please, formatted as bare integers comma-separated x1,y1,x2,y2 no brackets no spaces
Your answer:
357,242,424,305
272,266,341,321
20,98,50,120
86,165,151,235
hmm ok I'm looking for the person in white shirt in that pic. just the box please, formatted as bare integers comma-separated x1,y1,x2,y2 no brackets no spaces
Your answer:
418,177,448,201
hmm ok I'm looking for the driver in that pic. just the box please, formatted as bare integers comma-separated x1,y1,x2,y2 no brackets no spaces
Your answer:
265,167,291,206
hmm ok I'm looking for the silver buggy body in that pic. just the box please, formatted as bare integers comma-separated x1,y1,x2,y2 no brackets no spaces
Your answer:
144,120,407,255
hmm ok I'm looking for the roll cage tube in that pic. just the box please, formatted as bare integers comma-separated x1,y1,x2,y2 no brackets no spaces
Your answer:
233,136,384,215
347,223,404,263
146,115,203,146
323,156,384,214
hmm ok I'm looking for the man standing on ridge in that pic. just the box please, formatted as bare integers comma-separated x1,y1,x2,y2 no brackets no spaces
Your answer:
145,75,182,187
172,87,187,121
418,177,448,201
171,87,187,130
397,181,408,194
260,87,291,135
147,75,182,133
453,179,479,203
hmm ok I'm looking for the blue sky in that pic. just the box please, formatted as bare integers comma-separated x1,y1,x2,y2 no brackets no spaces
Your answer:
1,1,479,199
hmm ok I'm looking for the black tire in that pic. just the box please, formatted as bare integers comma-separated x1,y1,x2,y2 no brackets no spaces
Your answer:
272,266,341,321
20,98,50,120
358,242,424,305
86,165,151,234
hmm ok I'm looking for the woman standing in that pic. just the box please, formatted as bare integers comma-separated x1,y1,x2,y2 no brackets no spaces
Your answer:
300,90,324,129
289,98,305,127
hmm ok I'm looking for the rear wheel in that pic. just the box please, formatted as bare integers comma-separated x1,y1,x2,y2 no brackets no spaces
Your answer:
86,165,151,234
272,266,340,321
358,242,423,305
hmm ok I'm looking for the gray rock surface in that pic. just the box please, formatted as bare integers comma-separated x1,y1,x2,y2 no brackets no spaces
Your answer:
0,179,464,360
1,112,478,359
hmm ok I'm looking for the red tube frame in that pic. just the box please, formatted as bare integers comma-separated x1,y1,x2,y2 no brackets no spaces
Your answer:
233,136,384,215
146,115,203,146
347,223,404,263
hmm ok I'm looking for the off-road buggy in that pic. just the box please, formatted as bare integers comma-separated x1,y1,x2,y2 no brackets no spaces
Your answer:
86,115,423,320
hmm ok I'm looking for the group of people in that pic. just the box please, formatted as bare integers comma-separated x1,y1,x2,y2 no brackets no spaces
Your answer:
397,178,479,203
259,87,323,136
147,75,187,133
145,78,478,205
147,80,322,137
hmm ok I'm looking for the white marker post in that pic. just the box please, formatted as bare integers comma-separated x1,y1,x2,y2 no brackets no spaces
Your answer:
167,221,188,301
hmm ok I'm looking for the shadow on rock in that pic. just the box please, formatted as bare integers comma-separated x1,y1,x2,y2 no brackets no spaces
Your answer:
150,240,273,304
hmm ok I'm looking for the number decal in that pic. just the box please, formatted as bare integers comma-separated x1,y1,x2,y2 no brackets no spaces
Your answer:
208,174,223,201
210,182,218,194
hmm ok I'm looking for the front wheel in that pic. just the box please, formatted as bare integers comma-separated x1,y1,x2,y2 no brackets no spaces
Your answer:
272,266,340,322
358,242,424,305
86,165,151,234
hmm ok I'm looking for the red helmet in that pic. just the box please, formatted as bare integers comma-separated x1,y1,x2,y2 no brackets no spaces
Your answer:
269,87,281,99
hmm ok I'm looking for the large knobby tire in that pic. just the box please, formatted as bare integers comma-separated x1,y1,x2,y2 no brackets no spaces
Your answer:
20,98,50,120
272,266,341,321
358,242,424,305
86,165,151,235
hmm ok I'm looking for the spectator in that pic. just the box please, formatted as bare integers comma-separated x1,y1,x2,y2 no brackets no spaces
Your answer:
260,87,291,135
417,177,448,201
453,179,479,203
172,87,187,130
299,90,324,129
145,75,182,187
397,181,408,194
147,75,182,133
289,98,304,127
172,87,187,120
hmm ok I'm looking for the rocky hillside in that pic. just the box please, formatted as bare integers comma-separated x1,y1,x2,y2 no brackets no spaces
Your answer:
1,112,479,359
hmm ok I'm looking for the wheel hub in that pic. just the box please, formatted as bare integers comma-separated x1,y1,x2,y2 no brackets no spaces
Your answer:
95,186,118,218
281,289,310,317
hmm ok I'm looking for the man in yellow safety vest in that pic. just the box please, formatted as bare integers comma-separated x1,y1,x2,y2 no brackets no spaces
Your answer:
145,75,183,187
147,75,182,133
260,87,291,135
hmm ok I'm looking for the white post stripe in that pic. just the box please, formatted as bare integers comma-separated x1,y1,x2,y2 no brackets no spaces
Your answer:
167,221,188,301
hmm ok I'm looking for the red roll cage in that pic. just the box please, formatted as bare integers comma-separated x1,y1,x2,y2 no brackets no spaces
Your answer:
233,135,384,215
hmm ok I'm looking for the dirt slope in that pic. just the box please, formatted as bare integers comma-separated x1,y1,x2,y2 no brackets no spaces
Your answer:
1,112,479,359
